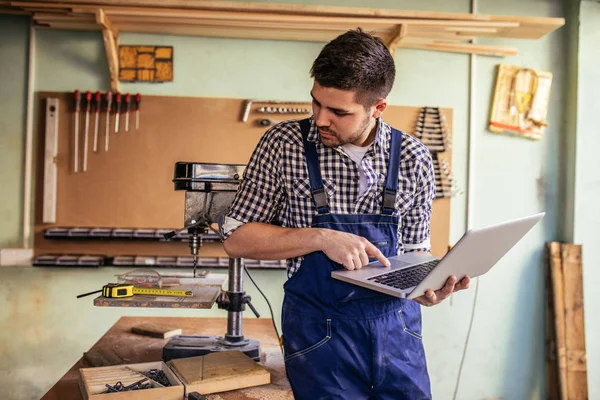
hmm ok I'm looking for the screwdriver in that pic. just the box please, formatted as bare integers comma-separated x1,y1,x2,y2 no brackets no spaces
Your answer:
135,93,141,130
104,91,112,152
83,90,91,172
93,91,101,152
114,92,122,133
124,93,131,132
73,90,81,173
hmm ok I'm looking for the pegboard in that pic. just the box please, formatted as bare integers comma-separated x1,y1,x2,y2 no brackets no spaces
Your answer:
34,92,453,260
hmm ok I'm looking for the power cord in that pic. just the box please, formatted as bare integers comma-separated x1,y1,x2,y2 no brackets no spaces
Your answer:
452,276,480,400
243,263,283,354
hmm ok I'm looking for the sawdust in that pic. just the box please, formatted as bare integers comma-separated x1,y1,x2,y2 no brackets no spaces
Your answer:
240,386,294,400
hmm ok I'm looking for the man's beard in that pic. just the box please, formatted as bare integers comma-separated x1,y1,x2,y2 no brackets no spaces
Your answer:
318,114,373,148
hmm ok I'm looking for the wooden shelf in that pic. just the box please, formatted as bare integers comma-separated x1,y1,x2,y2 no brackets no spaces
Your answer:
2,0,564,58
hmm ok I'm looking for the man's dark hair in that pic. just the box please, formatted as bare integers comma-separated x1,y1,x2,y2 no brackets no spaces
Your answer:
310,28,396,108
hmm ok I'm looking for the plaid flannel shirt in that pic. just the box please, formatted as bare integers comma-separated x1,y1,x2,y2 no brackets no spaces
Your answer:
222,117,436,278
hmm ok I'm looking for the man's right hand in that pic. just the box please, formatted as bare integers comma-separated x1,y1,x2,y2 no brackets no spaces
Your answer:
319,229,391,270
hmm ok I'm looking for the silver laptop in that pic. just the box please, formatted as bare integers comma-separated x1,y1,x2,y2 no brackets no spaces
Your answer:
331,212,545,300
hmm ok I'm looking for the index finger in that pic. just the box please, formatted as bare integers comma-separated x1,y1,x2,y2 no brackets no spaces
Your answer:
366,244,390,267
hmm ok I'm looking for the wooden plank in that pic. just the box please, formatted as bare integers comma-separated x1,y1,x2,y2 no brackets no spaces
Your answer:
168,351,270,394
131,322,182,338
397,40,517,57
546,253,559,400
9,1,566,43
548,242,568,400
561,244,588,399
7,1,499,21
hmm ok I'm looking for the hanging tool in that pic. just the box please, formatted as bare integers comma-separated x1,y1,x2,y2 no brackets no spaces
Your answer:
135,93,141,130
83,90,91,172
114,92,122,133
257,118,282,127
93,91,101,152
124,93,131,133
104,91,112,152
76,283,193,299
73,90,81,173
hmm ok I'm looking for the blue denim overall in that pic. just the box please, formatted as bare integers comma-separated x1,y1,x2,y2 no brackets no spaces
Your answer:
281,119,431,400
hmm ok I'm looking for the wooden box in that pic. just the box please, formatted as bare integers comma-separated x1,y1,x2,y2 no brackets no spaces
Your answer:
79,351,271,399
79,361,184,400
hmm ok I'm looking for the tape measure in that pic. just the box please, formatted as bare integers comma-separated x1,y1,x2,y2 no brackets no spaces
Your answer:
102,283,193,298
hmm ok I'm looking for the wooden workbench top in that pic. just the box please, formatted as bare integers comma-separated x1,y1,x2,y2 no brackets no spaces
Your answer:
41,316,292,400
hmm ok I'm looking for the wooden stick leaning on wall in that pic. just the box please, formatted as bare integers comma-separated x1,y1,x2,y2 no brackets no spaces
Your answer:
548,242,568,400
561,244,588,399
547,242,588,400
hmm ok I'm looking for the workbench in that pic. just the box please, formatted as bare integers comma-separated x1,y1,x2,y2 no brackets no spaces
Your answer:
41,316,292,400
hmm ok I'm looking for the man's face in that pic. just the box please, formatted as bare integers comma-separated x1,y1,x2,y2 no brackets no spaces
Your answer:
310,81,386,147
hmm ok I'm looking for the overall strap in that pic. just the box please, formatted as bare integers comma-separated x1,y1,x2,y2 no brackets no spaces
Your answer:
382,128,403,215
299,118,329,214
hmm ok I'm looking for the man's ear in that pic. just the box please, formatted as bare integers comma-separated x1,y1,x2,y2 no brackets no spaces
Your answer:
372,99,387,118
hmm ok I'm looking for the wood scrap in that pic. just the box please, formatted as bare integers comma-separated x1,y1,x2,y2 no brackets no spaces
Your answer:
561,244,588,399
547,242,588,400
131,322,182,338
168,350,270,395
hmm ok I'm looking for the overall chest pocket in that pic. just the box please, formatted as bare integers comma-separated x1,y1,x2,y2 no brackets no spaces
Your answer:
377,178,414,216
292,179,336,201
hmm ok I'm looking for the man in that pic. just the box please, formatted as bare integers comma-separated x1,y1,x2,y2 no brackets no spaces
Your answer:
221,29,470,400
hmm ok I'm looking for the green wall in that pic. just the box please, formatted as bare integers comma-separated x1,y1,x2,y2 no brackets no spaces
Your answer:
576,1,600,396
2,0,594,398
0,16,28,248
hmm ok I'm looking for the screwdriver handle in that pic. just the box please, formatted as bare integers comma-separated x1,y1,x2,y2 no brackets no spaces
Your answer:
125,93,131,109
135,93,141,110
105,91,112,110
74,90,81,112
85,90,91,112
94,91,101,112
115,92,122,114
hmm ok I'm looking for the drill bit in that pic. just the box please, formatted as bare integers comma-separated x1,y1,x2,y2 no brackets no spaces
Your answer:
193,255,198,278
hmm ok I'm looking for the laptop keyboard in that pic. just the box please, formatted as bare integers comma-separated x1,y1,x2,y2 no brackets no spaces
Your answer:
367,259,440,290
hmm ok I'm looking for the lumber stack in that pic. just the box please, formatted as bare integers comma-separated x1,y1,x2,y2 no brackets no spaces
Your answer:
546,242,588,399
0,0,565,56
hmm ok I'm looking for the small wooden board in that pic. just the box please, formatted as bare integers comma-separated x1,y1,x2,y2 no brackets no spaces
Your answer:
168,351,271,395
131,322,182,339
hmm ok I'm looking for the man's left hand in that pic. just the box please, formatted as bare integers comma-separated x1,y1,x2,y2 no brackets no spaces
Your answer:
413,275,471,307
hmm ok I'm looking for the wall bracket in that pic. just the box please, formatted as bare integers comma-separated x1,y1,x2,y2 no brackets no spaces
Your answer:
96,9,120,92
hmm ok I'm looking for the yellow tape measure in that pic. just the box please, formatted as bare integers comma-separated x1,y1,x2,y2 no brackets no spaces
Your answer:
101,283,193,298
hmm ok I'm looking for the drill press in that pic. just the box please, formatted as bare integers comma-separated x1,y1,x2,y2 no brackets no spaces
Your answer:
162,162,261,362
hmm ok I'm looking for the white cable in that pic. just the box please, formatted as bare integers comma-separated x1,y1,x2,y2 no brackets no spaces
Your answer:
452,0,480,398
